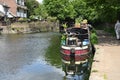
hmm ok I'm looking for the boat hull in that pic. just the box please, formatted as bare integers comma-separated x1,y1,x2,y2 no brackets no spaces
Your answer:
61,45,91,64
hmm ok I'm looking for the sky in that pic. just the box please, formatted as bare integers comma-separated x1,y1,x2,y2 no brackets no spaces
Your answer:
36,0,43,3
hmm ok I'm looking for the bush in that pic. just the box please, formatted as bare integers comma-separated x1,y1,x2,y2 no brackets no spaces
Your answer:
18,18,28,22
90,32,98,44
47,16,57,22
104,27,115,36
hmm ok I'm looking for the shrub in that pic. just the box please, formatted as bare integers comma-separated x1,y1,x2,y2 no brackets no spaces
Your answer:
104,27,115,36
90,32,98,44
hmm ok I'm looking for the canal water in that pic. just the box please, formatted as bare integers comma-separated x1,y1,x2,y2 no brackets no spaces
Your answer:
0,33,65,80
0,33,91,80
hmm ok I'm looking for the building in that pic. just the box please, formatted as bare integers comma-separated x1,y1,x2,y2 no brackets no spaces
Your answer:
0,0,27,18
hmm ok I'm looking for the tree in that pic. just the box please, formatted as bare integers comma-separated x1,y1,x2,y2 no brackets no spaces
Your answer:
26,0,39,18
34,4,48,20
85,0,120,22
72,0,98,22
43,0,76,21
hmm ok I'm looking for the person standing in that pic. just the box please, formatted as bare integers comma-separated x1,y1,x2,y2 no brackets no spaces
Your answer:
115,20,120,40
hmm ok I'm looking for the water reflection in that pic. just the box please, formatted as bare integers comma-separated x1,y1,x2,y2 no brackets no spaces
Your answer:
0,33,65,80
10,60,64,80
0,33,91,80
44,34,91,80
45,34,62,68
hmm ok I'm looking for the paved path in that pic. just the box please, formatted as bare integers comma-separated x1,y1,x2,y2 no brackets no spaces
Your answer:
89,30,120,80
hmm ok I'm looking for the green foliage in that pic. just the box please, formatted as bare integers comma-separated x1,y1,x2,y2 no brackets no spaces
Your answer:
103,74,107,80
43,0,76,20
62,23,67,28
34,4,48,19
43,0,99,23
75,17,83,23
26,0,39,18
26,0,48,20
47,16,57,22
45,34,61,67
61,34,66,40
72,0,86,17
18,18,28,22
104,27,116,36
92,69,98,73
91,28,97,34
90,32,98,44
85,0,120,22
72,0,98,21
90,27,98,44
29,15,35,20
26,0,120,25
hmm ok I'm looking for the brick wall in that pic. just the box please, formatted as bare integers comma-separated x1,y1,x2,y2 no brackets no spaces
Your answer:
0,0,17,16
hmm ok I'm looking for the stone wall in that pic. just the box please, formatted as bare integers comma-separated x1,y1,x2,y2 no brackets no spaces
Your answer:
0,21,59,34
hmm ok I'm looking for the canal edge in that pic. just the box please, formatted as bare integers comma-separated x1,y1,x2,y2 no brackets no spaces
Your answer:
89,45,105,80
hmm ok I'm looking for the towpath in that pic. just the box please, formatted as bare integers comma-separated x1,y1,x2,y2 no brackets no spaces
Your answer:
89,30,120,80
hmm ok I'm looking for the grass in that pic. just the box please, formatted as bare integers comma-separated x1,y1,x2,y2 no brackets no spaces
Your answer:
103,74,107,80
92,69,99,73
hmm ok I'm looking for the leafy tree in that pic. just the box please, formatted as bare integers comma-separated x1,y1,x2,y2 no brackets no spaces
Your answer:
26,0,39,18
43,0,76,20
34,4,48,19
43,0,120,26
72,0,98,22
85,0,120,22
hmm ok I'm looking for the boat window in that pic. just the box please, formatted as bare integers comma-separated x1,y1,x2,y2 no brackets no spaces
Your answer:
67,38,77,45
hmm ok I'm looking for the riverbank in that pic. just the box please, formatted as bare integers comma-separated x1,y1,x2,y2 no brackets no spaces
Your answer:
89,30,120,80
0,21,59,34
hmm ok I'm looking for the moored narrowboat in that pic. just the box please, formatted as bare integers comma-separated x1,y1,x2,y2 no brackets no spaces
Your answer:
61,27,93,75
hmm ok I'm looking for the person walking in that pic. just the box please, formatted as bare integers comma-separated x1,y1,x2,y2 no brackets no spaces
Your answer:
115,20,120,40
